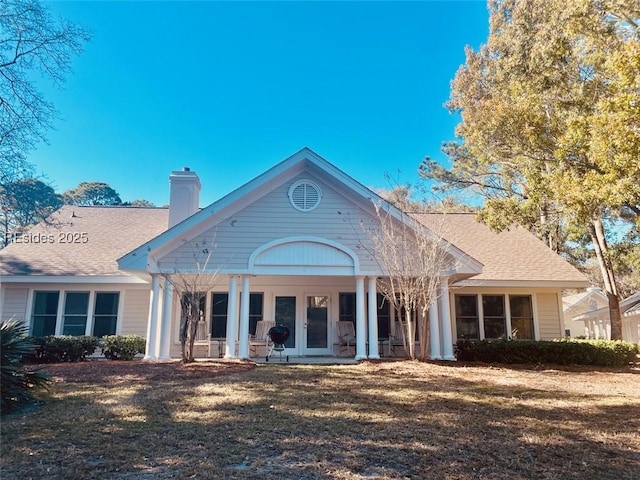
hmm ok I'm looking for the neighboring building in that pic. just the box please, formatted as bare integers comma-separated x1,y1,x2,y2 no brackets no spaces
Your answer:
0,148,589,360
567,291,640,343
562,287,610,338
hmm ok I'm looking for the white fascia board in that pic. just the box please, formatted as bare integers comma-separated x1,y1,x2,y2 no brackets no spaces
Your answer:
452,279,591,289
117,147,483,276
118,150,316,271
117,148,366,272
0,275,150,284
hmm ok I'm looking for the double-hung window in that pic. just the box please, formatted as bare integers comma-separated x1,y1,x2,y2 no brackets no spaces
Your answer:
31,290,119,337
211,293,228,339
93,293,119,337
209,292,264,338
455,295,479,340
62,292,89,335
454,294,534,341
510,296,534,339
482,295,506,339
32,292,60,336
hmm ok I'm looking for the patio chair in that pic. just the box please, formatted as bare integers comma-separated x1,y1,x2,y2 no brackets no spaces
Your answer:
250,320,275,356
193,319,211,358
337,320,356,356
388,321,405,357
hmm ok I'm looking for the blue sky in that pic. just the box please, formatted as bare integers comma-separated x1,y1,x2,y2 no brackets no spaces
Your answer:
33,1,490,207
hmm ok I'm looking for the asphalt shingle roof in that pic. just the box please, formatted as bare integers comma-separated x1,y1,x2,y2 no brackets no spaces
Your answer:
0,208,587,284
411,213,587,283
0,206,168,277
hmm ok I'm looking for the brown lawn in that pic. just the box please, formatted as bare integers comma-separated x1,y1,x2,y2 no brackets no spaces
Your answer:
1,360,639,480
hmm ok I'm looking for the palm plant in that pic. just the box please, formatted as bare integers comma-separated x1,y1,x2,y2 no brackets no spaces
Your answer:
1,320,50,414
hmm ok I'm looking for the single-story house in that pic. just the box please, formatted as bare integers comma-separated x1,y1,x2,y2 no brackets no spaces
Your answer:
0,148,589,360
562,287,609,338
567,291,640,343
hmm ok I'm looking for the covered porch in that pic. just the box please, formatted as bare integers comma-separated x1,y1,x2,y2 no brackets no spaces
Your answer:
142,271,457,362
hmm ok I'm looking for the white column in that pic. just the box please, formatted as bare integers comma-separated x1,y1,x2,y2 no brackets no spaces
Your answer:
355,276,367,360
144,274,161,360
225,276,238,358
367,277,379,359
505,294,513,339
439,279,455,361
238,275,251,359
158,276,174,360
429,301,442,360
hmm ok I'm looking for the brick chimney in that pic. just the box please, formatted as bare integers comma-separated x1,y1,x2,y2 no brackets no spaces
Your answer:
168,167,201,228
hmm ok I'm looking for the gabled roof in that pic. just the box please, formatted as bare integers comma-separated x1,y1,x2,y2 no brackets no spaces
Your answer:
563,287,608,316
0,149,589,288
0,206,168,279
412,213,589,286
573,292,640,321
117,147,483,275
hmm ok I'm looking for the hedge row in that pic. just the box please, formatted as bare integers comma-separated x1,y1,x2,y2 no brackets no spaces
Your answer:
101,335,146,360
26,335,146,363
455,338,639,366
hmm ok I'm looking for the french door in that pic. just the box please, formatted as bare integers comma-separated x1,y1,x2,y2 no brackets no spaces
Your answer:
304,295,331,355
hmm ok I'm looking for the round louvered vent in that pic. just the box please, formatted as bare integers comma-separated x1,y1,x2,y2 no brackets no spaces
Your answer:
288,180,321,212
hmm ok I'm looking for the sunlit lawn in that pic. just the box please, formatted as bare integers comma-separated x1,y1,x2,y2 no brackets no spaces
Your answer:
1,360,639,479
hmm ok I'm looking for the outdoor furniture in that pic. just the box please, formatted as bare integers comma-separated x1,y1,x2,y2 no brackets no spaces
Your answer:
250,320,276,356
387,321,405,357
337,320,356,356
193,319,212,357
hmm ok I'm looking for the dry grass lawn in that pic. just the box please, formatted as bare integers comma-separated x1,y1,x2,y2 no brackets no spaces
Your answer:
1,360,639,480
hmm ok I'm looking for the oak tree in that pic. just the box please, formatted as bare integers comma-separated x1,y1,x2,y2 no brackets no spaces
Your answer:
0,178,61,246
420,0,640,339
63,181,122,206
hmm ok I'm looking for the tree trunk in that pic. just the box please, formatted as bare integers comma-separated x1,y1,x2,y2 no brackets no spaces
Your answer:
418,307,430,361
402,309,416,360
588,218,623,340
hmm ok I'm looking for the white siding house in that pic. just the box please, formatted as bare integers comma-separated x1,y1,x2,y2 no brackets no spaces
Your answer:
567,291,640,343
0,148,590,360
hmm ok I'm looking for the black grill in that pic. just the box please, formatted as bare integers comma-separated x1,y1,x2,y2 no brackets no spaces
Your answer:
266,325,290,362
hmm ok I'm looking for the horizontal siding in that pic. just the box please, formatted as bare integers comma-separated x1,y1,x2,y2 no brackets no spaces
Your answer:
158,174,381,273
626,318,640,343
121,289,150,337
2,288,29,323
537,293,562,339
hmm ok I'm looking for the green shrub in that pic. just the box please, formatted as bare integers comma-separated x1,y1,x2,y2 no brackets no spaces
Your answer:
101,335,146,360
455,338,639,366
29,335,99,363
1,320,50,414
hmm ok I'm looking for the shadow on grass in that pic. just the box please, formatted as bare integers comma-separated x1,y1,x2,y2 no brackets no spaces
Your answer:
2,361,639,480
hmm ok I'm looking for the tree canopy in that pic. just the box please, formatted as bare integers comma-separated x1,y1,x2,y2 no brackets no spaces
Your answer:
0,0,89,185
0,178,61,246
62,182,122,206
419,0,640,339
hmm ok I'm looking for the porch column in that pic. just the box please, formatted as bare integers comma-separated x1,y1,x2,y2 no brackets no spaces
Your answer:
144,274,161,360
429,301,442,360
355,275,367,360
439,278,456,361
238,275,251,359
367,277,379,359
225,276,238,358
158,275,174,360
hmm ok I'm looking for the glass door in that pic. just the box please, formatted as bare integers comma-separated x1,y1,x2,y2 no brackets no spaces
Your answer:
274,296,296,353
305,295,331,355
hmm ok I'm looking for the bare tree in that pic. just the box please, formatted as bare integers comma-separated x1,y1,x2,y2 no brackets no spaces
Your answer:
155,237,221,363
1,0,89,184
364,204,457,361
